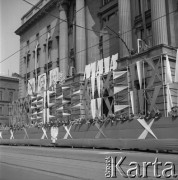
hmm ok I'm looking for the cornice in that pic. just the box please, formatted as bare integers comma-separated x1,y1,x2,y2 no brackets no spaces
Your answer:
15,0,58,36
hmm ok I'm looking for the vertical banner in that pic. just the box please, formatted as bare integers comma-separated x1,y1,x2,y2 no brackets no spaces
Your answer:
130,91,135,114
136,61,143,89
38,73,47,94
28,78,36,95
49,68,59,91
165,55,172,84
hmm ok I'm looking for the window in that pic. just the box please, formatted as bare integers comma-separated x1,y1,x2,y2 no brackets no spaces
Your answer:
36,33,39,41
0,91,2,100
0,106,2,115
8,107,12,116
9,92,13,102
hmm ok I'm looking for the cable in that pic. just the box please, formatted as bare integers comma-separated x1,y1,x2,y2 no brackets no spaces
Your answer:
0,4,177,66
22,0,111,36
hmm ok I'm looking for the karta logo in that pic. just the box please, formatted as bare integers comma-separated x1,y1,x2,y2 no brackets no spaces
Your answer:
105,156,177,178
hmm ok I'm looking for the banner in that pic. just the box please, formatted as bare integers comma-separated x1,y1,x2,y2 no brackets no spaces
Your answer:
38,73,46,94
136,61,143,89
28,78,36,95
165,55,172,84
104,57,110,74
110,53,118,71
49,68,59,91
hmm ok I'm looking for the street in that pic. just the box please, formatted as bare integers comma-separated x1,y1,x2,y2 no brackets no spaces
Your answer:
0,145,178,180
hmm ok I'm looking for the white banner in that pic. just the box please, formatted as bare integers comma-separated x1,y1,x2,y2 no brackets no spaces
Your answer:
38,73,46,94
28,78,36,95
49,68,59,91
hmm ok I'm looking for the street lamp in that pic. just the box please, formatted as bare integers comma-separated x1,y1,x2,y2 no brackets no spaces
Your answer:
12,73,37,96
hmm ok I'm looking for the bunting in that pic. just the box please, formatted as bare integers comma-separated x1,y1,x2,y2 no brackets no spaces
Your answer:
56,106,63,111
84,64,91,79
72,90,80,95
91,62,96,78
72,103,81,108
96,76,101,97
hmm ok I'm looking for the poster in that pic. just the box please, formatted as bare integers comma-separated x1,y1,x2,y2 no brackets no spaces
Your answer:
38,73,46,94
49,68,59,91
28,78,36,95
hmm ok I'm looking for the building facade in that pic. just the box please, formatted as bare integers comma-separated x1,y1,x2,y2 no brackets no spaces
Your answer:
0,75,19,125
15,0,178,122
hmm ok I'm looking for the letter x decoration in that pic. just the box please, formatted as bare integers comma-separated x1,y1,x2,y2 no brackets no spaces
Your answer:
41,127,48,139
63,125,72,139
137,118,157,139
95,122,107,138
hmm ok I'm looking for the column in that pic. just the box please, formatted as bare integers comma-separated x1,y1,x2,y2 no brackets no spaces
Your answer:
76,0,86,74
151,0,168,46
58,0,69,78
118,0,132,58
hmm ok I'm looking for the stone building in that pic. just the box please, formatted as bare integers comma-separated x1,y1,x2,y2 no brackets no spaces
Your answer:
15,0,178,120
0,75,19,125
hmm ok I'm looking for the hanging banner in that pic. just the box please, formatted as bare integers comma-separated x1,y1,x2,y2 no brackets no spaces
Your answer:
113,71,127,79
28,78,36,95
38,73,46,94
91,76,95,99
91,99,96,119
96,59,103,76
96,76,101,97
96,98,102,118
104,57,110,74
91,62,96,78
110,53,118,71
136,61,143,89
130,91,135,114
166,85,173,116
84,64,91,79
175,50,178,82
165,55,172,84
49,68,59,91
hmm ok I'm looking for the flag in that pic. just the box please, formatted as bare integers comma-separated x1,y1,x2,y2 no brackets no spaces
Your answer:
62,86,70,90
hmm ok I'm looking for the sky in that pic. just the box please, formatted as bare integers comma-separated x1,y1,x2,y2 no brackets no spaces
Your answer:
0,0,39,76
